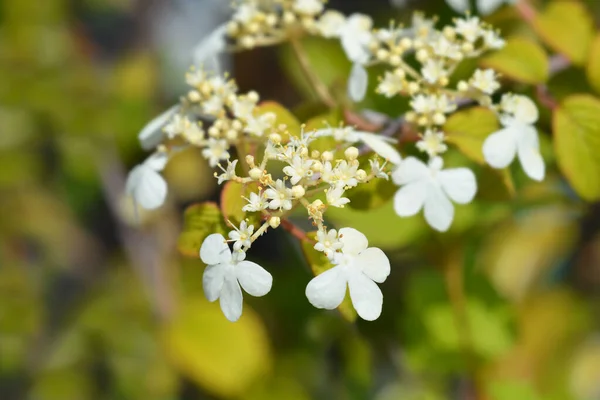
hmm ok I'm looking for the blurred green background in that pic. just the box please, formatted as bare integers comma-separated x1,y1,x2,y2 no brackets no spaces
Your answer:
2,0,600,399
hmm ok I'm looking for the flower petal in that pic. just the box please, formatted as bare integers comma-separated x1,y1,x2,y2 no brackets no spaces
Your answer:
477,0,506,15
202,263,227,302
339,227,369,256
193,24,228,69
200,233,231,265
348,63,368,102
236,261,273,297
127,166,168,210
219,272,243,322
347,270,383,321
305,266,347,310
138,105,179,150
355,248,390,283
357,132,402,165
391,156,429,185
393,181,428,217
482,127,517,169
423,185,454,232
446,0,470,13
438,167,477,204
341,34,370,64
517,125,545,181
144,152,169,171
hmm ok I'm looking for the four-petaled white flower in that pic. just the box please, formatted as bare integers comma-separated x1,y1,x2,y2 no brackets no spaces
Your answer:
202,138,230,167
216,160,238,185
265,179,294,210
326,186,351,207
470,69,500,94
283,156,314,185
483,95,545,181
447,0,513,16
314,229,344,259
306,228,391,321
242,191,268,212
392,156,477,232
228,220,254,252
201,234,273,322
126,152,169,210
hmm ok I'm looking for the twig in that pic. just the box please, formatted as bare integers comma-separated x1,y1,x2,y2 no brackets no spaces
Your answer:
280,218,310,242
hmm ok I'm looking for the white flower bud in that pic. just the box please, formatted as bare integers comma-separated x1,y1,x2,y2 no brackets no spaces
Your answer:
208,126,220,137
416,49,429,62
245,155,255,167
311,160,323,172
389,55,401,66
356,169,367,181
240,36,256,49
283,11,295,24
408,82,420,94
248,91,259,103
249,168,263,180
457,81,469,91
265,14,278,27
188,90,201,102
269,216,281,229
376,49,389,61
322,151,334,161
432,113,446,125
400,38,412,49
269,133,282,144
311,150,320,159
232,120,243,131
226,22,239,36
345,146,359,160
461,42,474,53
292,185,306,198
226,129,238,141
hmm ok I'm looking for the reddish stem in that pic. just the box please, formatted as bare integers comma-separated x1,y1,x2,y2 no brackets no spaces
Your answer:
280,218,310,242
515,0,537,24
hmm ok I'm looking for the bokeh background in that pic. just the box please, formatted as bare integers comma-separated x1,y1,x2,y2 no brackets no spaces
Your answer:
2,0,600,399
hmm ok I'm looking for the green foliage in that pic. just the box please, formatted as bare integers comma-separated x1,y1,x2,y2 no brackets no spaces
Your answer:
586,34,600,94
220,181,262,227
481,37,549,84
553,95,600,201
487,380,541,400
255,101,302,137
346,177,398,210
177,202,228,257
300,232,357,322
533,1,595,65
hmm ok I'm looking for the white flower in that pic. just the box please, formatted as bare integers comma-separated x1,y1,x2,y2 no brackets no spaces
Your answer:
446,0,512,16
483,96,544,181
293,0,324,16
242,191,268,212
348,63,369,102
432,35,463,60
138,105,180,150
228,220,254,252
326,186,351,207
163,115,193,139
470,69,500,94
392,156,477,232
202,95,225,116
411,94,456,115
333,160,359,188
233,3,259,24
216,160,238,184
454,16,483,42
314,128,402,165
314,229,344,259
316,10,346,38
369,158,389,180
244,113,275,137
193,24,228,71
125,152,169,210
377,71,405,97
416,129,448,157
482,29,505,49
339,14,374,65
421,59,447,84
232,96,257,121
202,138,230,167
283,156,314,185
305,228,391,321
200,234,272,322
264,179,293,210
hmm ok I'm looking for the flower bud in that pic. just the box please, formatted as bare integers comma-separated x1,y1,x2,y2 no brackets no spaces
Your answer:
240,36,256,49
226,129,238,141
248,91,259,103
269,216,281,229
269,133,282,144
283,11,295,24
311,150,320,159
416,49,429,62
400,38,412,49
245,155,256,168
188,90,201,102
322,151,334,161
265,14,278,27
208,126,220,137
292,185,306,198
376,49,389,61
356,169,367,181
231,120,243,131
345,146,359,160
457,81,469,92
389,55,401,66
408,82,420,94
432,113,446,125
249,168,263,180
311,161,323,172
461,42,474,53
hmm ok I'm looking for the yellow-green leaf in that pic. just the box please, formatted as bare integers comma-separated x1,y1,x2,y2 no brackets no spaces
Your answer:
255,101,302,138
161,297,272,398
300,233,357,322
553,95,600,201
220,181,262,227
533,1,594,66
481,37,549,84
177,202,228,257
586,34,600,94
304,109,343,155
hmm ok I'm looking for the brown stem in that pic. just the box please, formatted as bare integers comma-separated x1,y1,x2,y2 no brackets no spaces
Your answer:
289,37,337,108
515,0,537,24
280,218,310,242
536,85,559,110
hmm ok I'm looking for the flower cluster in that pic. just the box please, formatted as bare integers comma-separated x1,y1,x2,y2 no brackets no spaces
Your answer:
127,0,546,322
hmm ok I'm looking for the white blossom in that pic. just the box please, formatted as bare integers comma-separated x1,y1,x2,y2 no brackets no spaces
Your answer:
377,71,405,97
193,24,228,71
454,16,483,42
348,62,369,102
138,105,180,150
228,220,254,252
216,160,238,184
305,228,391,321
339,14,374,65
242,191,268,212
200,234,272,322
244,113,275,137
369,158,389,180
470,69,500,94
392,156,477,232
202,138,230,167
421,59,447,84
333,160,359,188
264,179,293,210
125,152,169,210
314,128,402,165
446,0,512,16
283,156,314,185
293,0,324,16
326,186,351,207
316,10,346,38
482,29,505,49
314,229,344,259
416,129,448,157
483,95,545,181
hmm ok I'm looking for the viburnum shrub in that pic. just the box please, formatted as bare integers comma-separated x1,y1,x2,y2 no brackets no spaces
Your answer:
126,0,590,323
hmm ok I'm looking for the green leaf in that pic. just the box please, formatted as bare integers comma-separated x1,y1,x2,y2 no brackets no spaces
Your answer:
161,296,272,398
220,181,262,227
300,233,357,322
480,37,549,84
488,380,540,400
177,202,228,257
586,34,600,94
255,101,302,137
553,95,600,201
304,109,343,155
347,177,397,210
533,1,594,66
